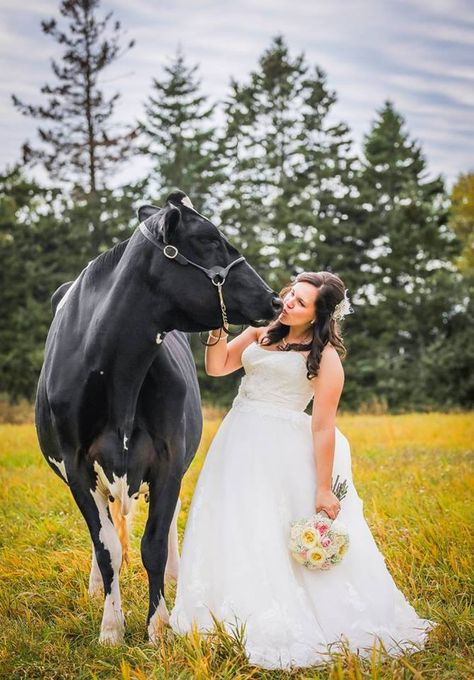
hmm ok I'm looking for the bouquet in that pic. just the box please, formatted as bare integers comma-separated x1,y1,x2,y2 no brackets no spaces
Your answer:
289,475,350,570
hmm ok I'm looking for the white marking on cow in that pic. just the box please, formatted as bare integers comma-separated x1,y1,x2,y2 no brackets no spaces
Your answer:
100,370,104,375
93,461,133,515
156,333,163,345
123,435,128,451
88,543,103,597
90,487,125,645
55,261,92,314
181,195,194,209
48,456,68,482
148,595,170,644
165,498,181,584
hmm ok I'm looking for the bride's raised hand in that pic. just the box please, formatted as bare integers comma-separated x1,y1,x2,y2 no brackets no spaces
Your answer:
315,488,341,520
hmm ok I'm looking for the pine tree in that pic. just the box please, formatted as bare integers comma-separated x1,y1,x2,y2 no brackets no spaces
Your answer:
350,101,461,409
61,181,146,260
0,167,78,400
12,0,136,192
0,165,145,402
140,49,223,214
219,36,361,293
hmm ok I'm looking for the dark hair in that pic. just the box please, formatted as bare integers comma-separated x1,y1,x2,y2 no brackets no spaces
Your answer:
260,271,348,380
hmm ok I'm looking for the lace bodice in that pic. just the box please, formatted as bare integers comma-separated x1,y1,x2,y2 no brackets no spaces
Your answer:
233,341,314,412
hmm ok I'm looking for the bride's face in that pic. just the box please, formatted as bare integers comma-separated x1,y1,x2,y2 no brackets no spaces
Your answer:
279,282,318,328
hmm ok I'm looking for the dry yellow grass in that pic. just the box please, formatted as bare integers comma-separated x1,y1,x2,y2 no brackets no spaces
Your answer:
0,413,473,679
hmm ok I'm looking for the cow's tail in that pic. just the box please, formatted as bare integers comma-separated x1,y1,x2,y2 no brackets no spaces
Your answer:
109,498,135,568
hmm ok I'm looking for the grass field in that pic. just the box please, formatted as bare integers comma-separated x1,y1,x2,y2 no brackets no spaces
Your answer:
0,413,473,679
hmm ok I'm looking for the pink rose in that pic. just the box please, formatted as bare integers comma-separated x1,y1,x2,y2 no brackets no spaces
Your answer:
317,524,328,535
321,537,331,547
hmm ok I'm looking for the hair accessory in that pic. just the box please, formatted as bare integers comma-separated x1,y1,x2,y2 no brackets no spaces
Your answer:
331,289,354,322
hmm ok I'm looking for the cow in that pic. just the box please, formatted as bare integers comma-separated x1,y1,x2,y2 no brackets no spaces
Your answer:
35,190,282,645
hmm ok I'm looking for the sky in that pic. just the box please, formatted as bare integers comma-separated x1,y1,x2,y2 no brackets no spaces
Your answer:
1,0,473,191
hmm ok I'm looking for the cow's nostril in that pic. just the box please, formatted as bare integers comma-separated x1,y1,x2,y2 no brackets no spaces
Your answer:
271,296,283,313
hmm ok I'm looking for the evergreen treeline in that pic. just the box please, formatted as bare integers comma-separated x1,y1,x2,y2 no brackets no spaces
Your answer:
1,0,472,412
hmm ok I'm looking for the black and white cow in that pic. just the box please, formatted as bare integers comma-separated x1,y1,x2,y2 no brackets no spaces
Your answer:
35,191,282,644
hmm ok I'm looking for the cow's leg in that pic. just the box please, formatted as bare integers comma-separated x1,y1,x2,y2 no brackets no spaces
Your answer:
141,470,182,644
164,497,181,584
69,479,125,644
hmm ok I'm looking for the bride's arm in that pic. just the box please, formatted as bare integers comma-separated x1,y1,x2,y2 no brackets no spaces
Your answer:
310,346,345,519
205,325,259,376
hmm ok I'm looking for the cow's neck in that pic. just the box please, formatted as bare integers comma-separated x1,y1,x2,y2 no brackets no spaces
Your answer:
89,236,173,436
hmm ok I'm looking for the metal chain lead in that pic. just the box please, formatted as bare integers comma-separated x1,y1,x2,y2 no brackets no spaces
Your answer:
200,282,232,347
217,283,228,328
199,281,248,347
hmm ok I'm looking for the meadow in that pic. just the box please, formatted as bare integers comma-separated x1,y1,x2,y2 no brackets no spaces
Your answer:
0,412,473,679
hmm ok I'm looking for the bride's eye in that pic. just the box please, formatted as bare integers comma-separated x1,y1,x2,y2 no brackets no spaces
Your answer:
290,289,304,306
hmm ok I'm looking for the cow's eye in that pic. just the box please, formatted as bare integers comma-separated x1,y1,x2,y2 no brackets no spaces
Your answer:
199,236,216,245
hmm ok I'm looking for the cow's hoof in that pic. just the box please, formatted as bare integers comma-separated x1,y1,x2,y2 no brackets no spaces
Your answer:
149,625,175,645
147,598,170,645
164,627,176,642
99,624,125,646
99,612,125,646
148,617,169,645
148,625,169,646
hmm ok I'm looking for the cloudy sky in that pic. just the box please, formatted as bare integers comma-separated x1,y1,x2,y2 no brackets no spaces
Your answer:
1,0,473,190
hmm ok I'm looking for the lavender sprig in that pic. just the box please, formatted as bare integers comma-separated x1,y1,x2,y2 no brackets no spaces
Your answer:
331,474,348,501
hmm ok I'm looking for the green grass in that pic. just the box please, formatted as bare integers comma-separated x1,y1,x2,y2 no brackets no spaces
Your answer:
0,413,473,679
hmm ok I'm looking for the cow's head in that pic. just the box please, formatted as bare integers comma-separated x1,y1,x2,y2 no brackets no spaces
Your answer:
137,190,282,331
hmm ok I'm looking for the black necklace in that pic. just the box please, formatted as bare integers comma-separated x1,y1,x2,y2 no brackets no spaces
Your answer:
277,336,312,351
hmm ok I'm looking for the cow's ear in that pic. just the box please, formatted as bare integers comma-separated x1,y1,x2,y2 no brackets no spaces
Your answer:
161,206,181,244
137,204,160,223
166,190,193,210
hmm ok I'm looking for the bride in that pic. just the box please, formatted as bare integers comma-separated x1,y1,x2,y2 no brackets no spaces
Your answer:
169,271,437,670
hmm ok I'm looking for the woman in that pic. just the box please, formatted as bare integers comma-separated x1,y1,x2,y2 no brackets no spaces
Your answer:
169,271,437,670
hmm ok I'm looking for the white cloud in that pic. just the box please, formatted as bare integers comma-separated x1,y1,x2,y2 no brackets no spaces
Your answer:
0,0,472,189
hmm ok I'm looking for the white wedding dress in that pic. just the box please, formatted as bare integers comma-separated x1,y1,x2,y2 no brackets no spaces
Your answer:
169,341,437,669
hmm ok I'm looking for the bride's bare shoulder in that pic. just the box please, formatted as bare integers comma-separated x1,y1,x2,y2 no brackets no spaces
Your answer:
255,326,272,344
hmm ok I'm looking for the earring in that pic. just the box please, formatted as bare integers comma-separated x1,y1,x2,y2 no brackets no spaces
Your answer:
310,319,316,325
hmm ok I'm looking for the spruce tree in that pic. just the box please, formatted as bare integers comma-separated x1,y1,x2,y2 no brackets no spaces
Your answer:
59,181,146,261
219,36,361,294
0,167,79,400
140,49,223,214
12,0,136,192
0,165,144,401
351,101,460,409
426,171,474,408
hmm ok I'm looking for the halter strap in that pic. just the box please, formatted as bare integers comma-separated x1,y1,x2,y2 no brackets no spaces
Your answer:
138,222,245,285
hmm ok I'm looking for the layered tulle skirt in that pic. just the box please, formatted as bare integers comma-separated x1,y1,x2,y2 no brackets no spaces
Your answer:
169,397,437,669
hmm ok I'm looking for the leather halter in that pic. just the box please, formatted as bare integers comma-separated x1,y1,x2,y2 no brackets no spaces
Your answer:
138,221,245,333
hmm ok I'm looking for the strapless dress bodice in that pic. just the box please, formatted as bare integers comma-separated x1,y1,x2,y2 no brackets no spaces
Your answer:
232,341,314,414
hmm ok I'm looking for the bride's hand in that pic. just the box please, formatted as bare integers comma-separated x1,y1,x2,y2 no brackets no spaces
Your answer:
315,488,341,520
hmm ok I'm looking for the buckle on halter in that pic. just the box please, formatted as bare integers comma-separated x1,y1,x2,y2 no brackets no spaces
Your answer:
164,245,178,259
